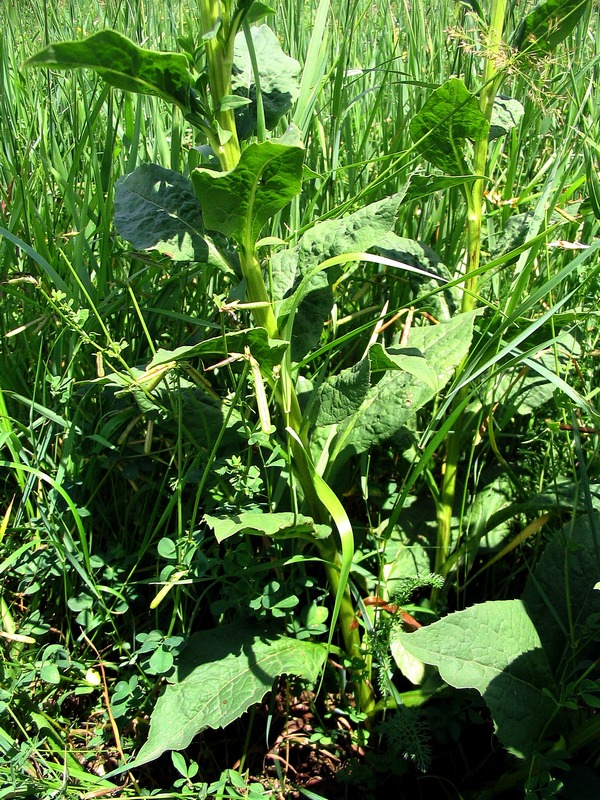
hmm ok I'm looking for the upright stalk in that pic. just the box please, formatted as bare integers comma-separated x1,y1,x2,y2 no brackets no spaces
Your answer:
199,0,375,714
198,0,241,171
436,0,508,575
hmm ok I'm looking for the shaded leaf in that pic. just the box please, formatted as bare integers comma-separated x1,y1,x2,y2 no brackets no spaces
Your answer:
489,95,525,140
270,247,299,302
147,328,289,373
383,512,433,598
398,599,558,758
375,232,459,320
310,358,371,427
115,164,208,262
192,140,304,249
522,513,600,672
24,30,191,112
233,25,301,138
204,511,330,543
409,78,489,174
128,625,327,768
275,196,402,360
512,0,590,57
467,473,514,549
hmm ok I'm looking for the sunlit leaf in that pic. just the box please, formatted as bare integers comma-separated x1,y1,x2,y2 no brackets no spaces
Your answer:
126,625,327,769
192,140,304,249
398,600,558,758
409,78,489,174
512,0,591,57
24,30,192,112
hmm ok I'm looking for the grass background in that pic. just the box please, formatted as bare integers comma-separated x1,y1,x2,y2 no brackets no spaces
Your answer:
1,0,599,796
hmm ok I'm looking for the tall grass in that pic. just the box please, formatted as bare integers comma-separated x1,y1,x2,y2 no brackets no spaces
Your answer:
1,0,599,795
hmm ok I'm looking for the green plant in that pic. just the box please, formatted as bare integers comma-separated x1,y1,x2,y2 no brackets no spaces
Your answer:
3,0,599,794
24,0,477,754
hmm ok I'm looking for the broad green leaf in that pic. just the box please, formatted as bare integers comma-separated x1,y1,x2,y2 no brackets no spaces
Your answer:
295,196,402,275
466,473,514,550
407,312,477,378
373,346,439,390
522,513,600,672
115,165,209,262
24,31,192,112
192,141,304,249
310,357,371,427
489,95,525,140
321,312,476,471
128,625,327,768
512,0,590,57
405,174,483,202
147,328,289,373
409,78,489,175
245,2,277,23
275,196,402,359
204,511,330,543
489,211,536,260
376,233,459,321
396,599,558,758
232,25,301,138
270,247,299,301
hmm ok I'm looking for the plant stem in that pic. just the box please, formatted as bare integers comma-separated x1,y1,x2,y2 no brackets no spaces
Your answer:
240,250,280,337
198,0,241,171
196,0,374,716
435,0,508,577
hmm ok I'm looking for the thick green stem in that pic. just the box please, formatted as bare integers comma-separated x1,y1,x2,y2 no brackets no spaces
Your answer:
198,0,241,171
277,364,374,713
435,0,508,576
240,250,280,337
197,0,374,715
243,262,374,714
319,537,376,717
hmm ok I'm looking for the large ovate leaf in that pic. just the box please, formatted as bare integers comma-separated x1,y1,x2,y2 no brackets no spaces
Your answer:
309,358,371,427
522,513,600,672
24,30,191,112
274,196,402,359
375,232,459,320
396,600,558,758
489,95,525,140
409,78,489,174
319,312,476,472
127,625,327,769
232,25,301,138
309,343,437,430
512,0,591,57
192,141,304,249
405,173,483,202
115,164,208,262
204,511,330,543
147,328,289,373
